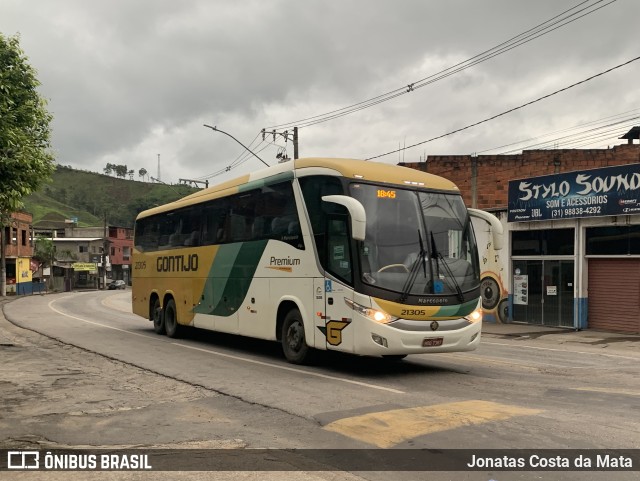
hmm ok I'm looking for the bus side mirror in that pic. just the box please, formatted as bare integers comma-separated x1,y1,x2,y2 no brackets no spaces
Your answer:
321,195,367,241
468,208,504,250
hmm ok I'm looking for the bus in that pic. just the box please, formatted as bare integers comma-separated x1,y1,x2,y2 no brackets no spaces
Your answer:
132,157,503,364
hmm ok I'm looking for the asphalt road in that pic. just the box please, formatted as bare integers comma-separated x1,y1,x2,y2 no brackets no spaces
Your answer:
2,290,639,481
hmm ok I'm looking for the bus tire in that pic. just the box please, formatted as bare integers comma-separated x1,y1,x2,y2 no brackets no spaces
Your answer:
281,308,310,364
152,298,165,334
164,298,181,338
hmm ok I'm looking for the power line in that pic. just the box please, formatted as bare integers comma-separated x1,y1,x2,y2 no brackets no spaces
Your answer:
475,109,640,155
194,130,269,181
366,55,640,161
497,117,640,153
266,0,616,131
195,139,284,180
203,124,270,167
412,113,639,179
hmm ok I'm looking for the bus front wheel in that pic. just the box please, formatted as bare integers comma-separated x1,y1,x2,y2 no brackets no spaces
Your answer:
164,298,181,338
152,298,164,334
281,308,310,364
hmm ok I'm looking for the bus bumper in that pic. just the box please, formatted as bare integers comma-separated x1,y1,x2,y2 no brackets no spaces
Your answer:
353,317,482,356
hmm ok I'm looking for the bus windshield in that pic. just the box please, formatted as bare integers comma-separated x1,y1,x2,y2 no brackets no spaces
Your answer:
350,183,480,299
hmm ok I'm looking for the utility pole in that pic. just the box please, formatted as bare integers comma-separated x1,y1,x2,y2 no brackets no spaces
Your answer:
102,212,108,289
157,154,161,182
179,178,209,188
471,153,478,209
262,127,299,160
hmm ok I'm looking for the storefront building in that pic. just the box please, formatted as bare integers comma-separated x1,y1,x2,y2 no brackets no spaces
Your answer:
508,163,640,333
401,127,640,333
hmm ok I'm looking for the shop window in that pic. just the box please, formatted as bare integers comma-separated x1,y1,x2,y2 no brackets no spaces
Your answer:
586,226,640,255
512,229,574,256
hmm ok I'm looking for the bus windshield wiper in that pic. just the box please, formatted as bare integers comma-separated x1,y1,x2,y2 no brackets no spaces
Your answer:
418,228,427,279
431,232,464,302
398,230,427,303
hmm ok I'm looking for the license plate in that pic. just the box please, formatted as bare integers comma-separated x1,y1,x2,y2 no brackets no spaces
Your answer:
423,337,443,347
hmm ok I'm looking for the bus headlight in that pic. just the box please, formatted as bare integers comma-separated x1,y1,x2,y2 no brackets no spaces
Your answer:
344,298,396,324
464,308,483,323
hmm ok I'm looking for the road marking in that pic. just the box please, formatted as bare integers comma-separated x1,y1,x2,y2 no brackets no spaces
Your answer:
174,343,405,394
47,296,405,395
570,387,640,397
101,292,134,313
48,297,151,339
324,400,542,448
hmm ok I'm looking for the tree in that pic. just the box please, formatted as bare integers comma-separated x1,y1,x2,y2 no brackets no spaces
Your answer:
32,236,56,290
114,164,128,178
0,34,55,296
138,167,147,182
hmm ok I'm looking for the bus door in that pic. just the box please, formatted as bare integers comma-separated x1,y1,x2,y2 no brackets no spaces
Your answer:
318,215,356,353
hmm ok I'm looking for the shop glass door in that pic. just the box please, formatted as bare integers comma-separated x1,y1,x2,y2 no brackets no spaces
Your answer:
542,260,574,327
512,260,574,327
512,260,543,325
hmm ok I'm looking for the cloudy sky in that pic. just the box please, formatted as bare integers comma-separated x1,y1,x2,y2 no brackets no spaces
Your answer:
2,0,638,185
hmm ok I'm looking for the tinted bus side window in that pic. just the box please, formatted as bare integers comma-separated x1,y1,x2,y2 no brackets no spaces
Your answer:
209,182,303,248
135,205,202,252
257,181,304,249
135,181,304,252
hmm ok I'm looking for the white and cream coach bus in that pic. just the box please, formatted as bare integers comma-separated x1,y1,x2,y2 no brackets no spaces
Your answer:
132,158,502,363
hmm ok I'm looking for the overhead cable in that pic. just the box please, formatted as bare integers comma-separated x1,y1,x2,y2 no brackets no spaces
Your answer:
266,0,617,130
366,55,640,161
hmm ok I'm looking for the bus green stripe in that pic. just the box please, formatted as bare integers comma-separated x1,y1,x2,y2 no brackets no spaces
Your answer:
194,240,269,317
435,298,478,318
211,243,242,309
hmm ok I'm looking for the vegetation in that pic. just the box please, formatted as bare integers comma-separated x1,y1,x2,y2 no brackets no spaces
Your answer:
24,164,198,228
0,34,55,216
1,33,56,295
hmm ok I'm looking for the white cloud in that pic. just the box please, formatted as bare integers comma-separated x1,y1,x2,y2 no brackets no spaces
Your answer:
2,0,638,185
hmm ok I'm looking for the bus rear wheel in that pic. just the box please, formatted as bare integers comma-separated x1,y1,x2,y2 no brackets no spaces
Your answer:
164,298,181,338
152,298,164,334
281,308,310,364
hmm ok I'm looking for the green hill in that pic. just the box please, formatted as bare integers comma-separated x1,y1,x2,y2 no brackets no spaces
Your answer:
23,165,199,228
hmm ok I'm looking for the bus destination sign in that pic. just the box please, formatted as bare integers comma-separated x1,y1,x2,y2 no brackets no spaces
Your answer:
508,163,640,222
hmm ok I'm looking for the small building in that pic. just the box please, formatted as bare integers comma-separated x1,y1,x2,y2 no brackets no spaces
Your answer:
50,237,104,289
64,225,133,284
2,211,39,295
507,162,640,333
32,212,70,238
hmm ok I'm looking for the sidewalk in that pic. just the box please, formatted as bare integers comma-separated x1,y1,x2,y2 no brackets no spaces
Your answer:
481,320,640,353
